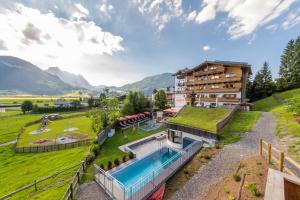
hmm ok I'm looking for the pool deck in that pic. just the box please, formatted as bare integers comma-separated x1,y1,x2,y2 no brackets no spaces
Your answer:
119,131,170,158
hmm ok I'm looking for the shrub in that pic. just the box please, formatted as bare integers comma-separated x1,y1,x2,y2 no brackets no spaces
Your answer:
223,188,230,194
107,161,113,169
93,139,98,144
128,151,135,159
227,195,235,200
100,164,105,170
122,155,127,163
91,144,101,156
114,158,120,166
245,182,260,197
215,142,222,149
86,152,95,164
184,169,189,175
204,155,211,160
233,174,241,182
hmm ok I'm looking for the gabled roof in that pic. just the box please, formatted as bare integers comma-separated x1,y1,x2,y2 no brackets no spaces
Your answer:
173,67,191,76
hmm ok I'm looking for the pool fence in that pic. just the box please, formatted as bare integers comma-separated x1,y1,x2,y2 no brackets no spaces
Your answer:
94,140,203,200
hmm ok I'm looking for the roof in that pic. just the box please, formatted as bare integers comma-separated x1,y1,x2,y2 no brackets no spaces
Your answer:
173,67,191,76
54,100,72,104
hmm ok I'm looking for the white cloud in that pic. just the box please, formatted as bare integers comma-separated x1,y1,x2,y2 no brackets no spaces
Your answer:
282,10,300,29
190,0,295,39
0,3,128,86
265,24,279,31
202,45,211,51
98,0,114,19
130,0,183,32
72,3,89,20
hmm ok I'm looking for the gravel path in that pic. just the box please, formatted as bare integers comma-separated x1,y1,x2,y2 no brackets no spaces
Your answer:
168,112,280,200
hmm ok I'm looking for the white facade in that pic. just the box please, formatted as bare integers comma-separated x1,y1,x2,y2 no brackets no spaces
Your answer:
175,75,186,93
174,93,187,108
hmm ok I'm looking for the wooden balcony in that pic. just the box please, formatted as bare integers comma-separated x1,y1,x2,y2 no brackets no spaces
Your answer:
199,97,241,103
187,88,241,93
194,77,242,85
194,68,225,76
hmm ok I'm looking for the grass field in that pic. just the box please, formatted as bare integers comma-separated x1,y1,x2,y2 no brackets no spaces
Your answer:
0,144,89,199
0,114,44,144
0,109,22,116
0,96,80,107
220,111,261,144
17,116,95,147
253,88,300,161
83,125,167,181
167,106,231,133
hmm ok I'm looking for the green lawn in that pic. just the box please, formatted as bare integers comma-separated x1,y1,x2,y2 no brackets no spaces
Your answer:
0,97,79,107
220,111,261,144
167,106,231,133
0,114,44,144
0,112,88,144
0,109,22,116
0,144,89,199
17,116,95,147
253,96,281,112
83,125,167,181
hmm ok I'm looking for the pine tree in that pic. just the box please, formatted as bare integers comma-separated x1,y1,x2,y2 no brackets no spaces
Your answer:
252,62,275,100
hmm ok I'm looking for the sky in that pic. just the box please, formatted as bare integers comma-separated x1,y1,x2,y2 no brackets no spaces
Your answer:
0,0,299,86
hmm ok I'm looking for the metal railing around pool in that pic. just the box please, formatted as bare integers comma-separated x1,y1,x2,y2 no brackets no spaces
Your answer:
94,140,203,200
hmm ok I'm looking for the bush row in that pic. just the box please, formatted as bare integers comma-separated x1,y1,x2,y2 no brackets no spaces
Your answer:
32,106,85,113
99,151,135,170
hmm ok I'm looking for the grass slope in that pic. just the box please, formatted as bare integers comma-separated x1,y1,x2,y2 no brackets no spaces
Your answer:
253,88,300,161
167,106,231,133
0,145,89,199
220,111,261,144
18,116,94,147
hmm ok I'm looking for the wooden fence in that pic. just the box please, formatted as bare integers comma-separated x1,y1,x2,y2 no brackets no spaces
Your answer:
61,159,88,200
0,163,81,199
216,105,240,133
15,139,92,153
259,138,300,177
97,127,110,145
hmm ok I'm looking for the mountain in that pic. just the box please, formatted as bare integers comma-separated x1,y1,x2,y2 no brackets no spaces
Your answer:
46,67,94,90
0,56,74,95
119,73,174,96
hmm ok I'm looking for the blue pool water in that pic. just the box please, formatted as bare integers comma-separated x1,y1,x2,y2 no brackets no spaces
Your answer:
111,147,180,191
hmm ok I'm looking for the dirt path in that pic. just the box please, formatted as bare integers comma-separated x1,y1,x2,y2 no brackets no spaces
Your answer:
168,112,281,200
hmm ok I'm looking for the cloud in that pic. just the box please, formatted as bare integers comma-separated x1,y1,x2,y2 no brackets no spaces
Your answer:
202,45,211,51
130,0,183,32
265,24,279,31
97,0,114,20
72,3,89,20
282,10,300,29
0,3,127,85
189,0,295,39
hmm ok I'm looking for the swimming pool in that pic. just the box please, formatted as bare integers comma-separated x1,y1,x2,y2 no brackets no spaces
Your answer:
111,147,181,193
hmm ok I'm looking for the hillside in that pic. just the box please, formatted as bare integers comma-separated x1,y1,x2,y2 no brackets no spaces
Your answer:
46,67,94,90
0,56,74,95
253,88,300,161
119,73,174,96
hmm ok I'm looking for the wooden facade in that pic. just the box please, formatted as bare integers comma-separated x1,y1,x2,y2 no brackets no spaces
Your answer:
175,61,251,107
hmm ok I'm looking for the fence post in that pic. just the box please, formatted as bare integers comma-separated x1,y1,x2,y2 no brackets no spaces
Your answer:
81,161,85,172
69,183,73,200
267,143,271,164
34,180,37,191
279,151,284,172
77,171,80,183
259,139,262,157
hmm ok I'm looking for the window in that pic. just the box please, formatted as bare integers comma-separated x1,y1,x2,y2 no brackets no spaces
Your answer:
225,73,236,78
212,85,219,89
211,75,219,80
168,130,182,144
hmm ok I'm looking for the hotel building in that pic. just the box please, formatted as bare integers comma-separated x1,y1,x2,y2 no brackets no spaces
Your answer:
174,60,251,107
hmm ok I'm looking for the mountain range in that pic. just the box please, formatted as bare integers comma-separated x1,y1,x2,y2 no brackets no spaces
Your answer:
0,56,174,96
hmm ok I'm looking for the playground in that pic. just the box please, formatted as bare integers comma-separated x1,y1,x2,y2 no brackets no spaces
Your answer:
17,116,95,147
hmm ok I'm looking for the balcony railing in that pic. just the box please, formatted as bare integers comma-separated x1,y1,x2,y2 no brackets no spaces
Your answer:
194,77,241,85
194,68,225,76
199,97,241,103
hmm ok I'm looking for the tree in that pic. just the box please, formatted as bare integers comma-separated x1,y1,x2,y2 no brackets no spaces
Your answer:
190,92,196,106
98,93,107,108
277,37,300,90
87,96,94,108
71,100,81,108
154,90,167,110
251,62,276,100
21,100,33,114
122,91,151,115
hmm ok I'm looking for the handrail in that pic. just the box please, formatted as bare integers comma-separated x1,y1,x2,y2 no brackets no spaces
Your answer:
259,138,300,177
